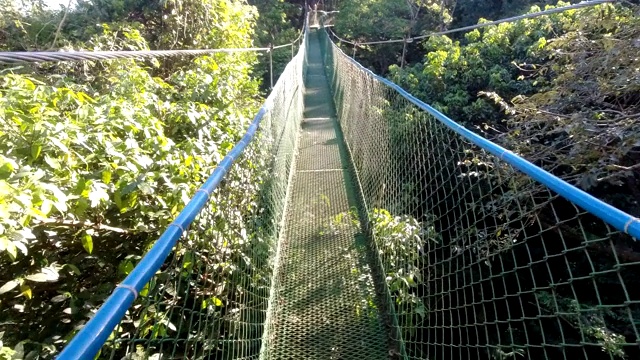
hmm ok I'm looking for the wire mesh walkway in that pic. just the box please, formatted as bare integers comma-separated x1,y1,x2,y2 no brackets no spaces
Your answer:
261,29,389,359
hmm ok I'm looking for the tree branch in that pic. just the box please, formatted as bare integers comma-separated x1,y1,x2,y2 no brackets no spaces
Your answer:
36,218,133,234
597,163,640,183
49,0,72,50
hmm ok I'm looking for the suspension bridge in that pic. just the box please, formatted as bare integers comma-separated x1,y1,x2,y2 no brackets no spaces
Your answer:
3,3,637,359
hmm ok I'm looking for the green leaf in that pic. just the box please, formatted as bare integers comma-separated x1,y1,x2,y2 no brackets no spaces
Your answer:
20,284,32,299
26,273,50,282
82,233,93,254
64,264,81,275
13,241,27,256
31,144,42,160
139,282,150,297
0,160,16,179
44,155,61,170
0,280,19,295
114,191,123,209
118,260,134,275
76,92,95,104
41,183,68,212
74,198,89,216
4,241,17,260
23,78,35,90
137,182,153,195
102,170,112,184
49,138,69,154
13,341,24,359
51,294,68,303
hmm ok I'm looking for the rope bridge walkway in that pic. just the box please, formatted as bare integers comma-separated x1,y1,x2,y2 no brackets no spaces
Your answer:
40,9,640,360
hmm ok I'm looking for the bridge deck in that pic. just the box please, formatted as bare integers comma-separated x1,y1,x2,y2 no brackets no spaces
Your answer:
261,30,389,359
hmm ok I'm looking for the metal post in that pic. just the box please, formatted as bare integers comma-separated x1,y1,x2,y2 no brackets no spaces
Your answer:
401,37,407,69
291,43,295,60
269,43,274,89
352,43,357,59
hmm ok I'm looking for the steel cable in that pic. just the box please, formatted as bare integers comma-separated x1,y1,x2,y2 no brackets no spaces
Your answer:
0,29,305,64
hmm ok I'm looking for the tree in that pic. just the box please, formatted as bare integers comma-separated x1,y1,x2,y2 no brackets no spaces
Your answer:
333,0,455,73
248,0,304,88
386,3,640,356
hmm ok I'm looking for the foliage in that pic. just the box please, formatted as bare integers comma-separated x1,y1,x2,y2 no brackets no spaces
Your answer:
377,2,640,358
322,206,441,338
0,0,264,357
452,0,552,28
536,291,627,358
249,0,303,88
107,131,278,358
390,2,640,213
0,0,64,51
334,0,454,73
370,208,439,338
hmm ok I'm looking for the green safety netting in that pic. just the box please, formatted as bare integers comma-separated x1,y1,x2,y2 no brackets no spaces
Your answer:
320,22,640,360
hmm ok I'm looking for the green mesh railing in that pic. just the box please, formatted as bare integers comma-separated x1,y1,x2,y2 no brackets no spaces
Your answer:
320,27,640,360
64,26,309,360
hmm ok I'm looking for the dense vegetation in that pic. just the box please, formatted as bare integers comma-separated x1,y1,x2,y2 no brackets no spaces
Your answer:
0,0,301,357
2,0,639,358
248,0,305,87
389,2,640,214
334,0,640,212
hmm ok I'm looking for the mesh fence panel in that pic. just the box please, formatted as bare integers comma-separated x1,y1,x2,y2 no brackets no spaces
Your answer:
93,33,307,360
321,28,640,360
259,28,390,360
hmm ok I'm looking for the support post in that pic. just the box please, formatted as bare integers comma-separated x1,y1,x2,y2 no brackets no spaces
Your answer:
401,37,407,69
352,43,357,59
291,43,295,60
269,43,274,89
